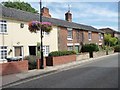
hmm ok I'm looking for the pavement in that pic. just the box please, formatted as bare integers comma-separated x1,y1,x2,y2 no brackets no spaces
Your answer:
0,53,118,89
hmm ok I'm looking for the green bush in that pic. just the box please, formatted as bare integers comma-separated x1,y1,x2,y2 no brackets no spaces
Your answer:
114,45,120,52
24,55,39,70
81,43,99,53
48,51,76,57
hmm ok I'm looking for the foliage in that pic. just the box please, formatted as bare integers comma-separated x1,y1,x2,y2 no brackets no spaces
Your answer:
104,34,112,46
24,55,39,70
109,37,118,46
28,21,52,33
104,34,118,46
2,1,38,13
113,45,120,52
48,51,76,57
81,43,99,53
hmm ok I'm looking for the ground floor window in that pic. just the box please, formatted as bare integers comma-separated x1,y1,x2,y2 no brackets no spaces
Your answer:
0,46,7,60
43,45,49,56
14,46,22,56
67,46,73,51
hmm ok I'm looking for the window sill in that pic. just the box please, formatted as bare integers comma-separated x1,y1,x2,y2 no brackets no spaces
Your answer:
0,32,8,35
67,38,73,41
88,39,91,41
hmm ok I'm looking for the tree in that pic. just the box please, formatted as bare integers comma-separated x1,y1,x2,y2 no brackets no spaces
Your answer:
104,34,112,46
109,37,118,46
2,1,38,13
104,34,118,46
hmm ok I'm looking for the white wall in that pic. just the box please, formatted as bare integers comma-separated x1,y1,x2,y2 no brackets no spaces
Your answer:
0,18,58,58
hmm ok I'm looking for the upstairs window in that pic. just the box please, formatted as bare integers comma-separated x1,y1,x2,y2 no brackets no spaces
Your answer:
88,31,92,40
0,20,7,33
67,28,73,40
99,33,103,40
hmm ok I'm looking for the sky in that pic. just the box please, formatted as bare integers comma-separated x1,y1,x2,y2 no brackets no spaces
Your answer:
0,0,119,31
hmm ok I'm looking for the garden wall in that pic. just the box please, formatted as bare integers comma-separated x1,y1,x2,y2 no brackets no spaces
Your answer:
46,55,76,66
0,60,28,76
76,53,89,61
37,59,46,69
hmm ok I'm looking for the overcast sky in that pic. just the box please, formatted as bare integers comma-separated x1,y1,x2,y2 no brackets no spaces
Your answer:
1,0,119,31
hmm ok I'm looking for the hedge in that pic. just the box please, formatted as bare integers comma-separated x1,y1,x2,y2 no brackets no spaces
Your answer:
81,43,99,53
24,55,39,70
48,51,76,57
114,45,120,52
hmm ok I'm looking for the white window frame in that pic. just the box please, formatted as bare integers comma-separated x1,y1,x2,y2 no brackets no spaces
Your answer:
0,46,7,60
88,31,92,41
43,45,50,56
67,28,73,40
99,33,103,41
67,45,73,51
0,20,7,33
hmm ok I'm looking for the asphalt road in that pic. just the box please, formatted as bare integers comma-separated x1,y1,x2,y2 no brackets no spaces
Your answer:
6,54,118,88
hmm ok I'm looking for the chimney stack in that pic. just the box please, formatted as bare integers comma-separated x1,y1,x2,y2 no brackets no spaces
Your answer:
65,10,72,22
41,7,51,18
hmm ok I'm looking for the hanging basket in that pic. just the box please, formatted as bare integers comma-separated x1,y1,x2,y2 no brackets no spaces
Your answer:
28,21,52,33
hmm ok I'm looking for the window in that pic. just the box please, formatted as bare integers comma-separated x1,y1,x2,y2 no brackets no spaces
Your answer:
81,32,84,41
0,46,7,60
43,45,49,56
14,46,22,56
67,46,73,51
88,31,92,40
67,28,73,40
0,20,7,33
99,33,103,40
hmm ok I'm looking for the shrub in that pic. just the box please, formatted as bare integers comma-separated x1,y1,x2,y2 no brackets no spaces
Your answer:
114,45,120,52
24,55,39,70
48,51,76,57
81,43,99,53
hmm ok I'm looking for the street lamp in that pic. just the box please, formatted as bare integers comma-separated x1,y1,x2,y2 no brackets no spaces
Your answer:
40,0,44,69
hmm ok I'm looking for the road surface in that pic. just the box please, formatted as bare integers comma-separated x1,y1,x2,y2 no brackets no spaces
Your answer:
5,54,118,88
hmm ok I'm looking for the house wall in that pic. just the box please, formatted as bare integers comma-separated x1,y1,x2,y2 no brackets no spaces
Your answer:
58,28,104,52
58,27,67,50
0,18,58,61
58,27,82,51
83,31,104,45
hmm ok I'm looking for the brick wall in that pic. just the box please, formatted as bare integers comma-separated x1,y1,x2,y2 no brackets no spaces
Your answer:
36,58,46,69
58,27,68,50
0,60,28,76
46,55,76,66
58,27,104,51
83,31,104,45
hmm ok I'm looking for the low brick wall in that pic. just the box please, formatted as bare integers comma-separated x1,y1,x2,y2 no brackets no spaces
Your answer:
76,53,89,61
0,60,28,76
77,50,114,61
37,58,46,69
93,50,114,58
46,55,76,66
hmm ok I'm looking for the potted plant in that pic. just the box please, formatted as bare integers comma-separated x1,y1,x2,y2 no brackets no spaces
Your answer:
28,21,52,33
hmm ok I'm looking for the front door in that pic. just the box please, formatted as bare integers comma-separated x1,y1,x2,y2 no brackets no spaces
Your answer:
29,46,36,55
75,45,79,54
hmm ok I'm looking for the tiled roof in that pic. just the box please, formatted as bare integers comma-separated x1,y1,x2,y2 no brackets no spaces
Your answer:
1,4,103,33
99,28,119,34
